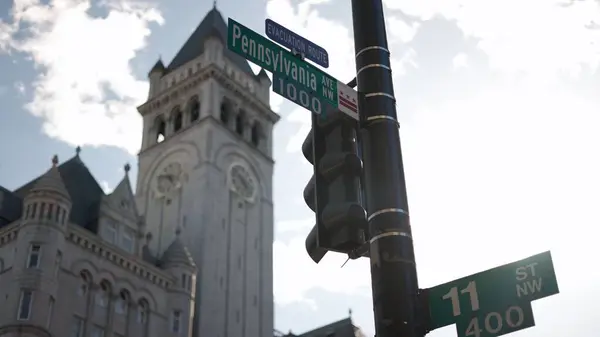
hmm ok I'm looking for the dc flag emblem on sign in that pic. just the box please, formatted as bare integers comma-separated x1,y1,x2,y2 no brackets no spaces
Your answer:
337,83,359,120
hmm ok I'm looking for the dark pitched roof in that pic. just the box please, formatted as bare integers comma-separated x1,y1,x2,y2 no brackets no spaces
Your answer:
0,186,22,228
149,59,166,75
167,7,256,79
13,155,105,232
295,318,357,337
161,235,196,268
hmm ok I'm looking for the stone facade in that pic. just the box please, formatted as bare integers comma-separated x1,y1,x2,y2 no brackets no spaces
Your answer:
0,5,279,337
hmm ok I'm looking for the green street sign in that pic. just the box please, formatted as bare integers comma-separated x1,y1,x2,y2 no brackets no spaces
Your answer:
425,251,559,337
227,18,358,120
272,73,332,116
455,301,535,337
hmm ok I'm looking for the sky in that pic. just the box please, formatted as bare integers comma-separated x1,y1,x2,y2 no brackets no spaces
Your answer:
1,0,599,335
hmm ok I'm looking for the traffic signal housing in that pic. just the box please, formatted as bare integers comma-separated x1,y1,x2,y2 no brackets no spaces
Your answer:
303,110,368,263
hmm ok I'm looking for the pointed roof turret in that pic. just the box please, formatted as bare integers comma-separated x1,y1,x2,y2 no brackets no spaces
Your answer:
257,68,270,79
28,155,70,200
161,229,196,268
166,7,256,79
110,163,133,197
149,59,165,76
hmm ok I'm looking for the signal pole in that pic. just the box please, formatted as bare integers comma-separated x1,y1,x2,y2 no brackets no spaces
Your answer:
350,1,423,336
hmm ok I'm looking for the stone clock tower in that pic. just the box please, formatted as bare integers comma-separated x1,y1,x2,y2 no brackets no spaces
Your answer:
134,6,279,337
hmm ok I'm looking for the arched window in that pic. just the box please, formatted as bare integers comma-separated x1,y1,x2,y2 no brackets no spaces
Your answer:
78,271,92,296
236,111,245,135
96,281,111,307
220,100,230,124
251,122,261,146
115,290,130,314
137,299,149,324
173,108,182,132
156,119,166,143
190,98,200,122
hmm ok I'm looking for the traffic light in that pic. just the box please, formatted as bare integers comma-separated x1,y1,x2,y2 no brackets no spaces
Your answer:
303,110,368,263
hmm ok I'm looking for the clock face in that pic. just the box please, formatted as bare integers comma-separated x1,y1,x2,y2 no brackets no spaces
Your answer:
154,162,184,197
230,164,256,202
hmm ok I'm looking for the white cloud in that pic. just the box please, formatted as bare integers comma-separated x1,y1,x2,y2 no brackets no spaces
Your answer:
452,52,468,69
14,81,25,94
383,0,600,78
0,0,163,154
274,233,371,306
100,180,113,194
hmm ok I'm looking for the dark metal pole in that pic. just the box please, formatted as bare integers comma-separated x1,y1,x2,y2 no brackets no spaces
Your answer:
350,1,422,337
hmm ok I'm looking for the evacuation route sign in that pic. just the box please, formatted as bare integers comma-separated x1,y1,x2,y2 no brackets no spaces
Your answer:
227,18,358,120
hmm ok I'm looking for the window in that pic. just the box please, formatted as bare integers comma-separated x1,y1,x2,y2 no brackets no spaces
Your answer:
91,325,104,337
251,123,261,146
104,224,117,244
47,204,54,220
96,282,109,307
190,100,200,122
235,112,245,135
47,297,55,328
157,120,166,143
17,290,33,320
54,251,62,277
78,272,90,297
181,274,187,289
70,316,84,337
121,231,133,253
137,301,148,324
174,109,182,131
171,310,181,333
115,291,128,314
31,203,37,218
54,206,60,222
40,203,46,219
27,244,41,268
220,102,229,124
25,204,31,218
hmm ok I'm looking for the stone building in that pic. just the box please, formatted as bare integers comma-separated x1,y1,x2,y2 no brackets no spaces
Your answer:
0,4,278,337
275,316,367,337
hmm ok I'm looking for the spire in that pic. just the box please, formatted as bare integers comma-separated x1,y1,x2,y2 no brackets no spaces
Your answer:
166,7,255,77
213,0,217,8
29,155,70,200
149,58,165,76
161,232,196,268
124,163,131,174
75,146,81,157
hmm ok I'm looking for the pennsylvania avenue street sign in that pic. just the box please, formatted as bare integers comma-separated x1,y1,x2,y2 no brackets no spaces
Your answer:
227,18,358,120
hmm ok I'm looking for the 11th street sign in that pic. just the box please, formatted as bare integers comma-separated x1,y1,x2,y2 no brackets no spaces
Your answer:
227,18,358,120
424,251,559,337
265,18,329,68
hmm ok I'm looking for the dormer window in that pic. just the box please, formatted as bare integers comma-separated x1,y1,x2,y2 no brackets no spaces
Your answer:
121,231,134,253
103,223,117,244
